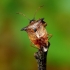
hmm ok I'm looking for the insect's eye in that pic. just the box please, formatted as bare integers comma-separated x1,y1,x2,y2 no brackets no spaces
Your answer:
30,19,35,23
33,28,37,32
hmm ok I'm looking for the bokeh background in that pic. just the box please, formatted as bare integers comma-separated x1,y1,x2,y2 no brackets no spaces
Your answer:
0,0,70,70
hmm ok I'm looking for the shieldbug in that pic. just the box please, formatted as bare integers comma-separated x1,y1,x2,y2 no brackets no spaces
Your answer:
17,6,52,52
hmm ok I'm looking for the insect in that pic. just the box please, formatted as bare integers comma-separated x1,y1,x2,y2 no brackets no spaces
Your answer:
17,6,52,52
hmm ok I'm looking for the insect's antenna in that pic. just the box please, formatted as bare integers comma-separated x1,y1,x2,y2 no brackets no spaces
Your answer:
33,5,44,19
16,12,31,21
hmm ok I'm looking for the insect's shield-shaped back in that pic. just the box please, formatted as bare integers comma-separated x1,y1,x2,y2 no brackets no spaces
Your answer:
19,6,51,52
21,18,48,52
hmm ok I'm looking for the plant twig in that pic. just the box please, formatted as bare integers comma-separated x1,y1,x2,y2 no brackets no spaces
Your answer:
34,42,50,70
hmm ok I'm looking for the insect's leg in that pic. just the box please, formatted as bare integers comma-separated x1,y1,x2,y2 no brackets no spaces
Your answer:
48,34,52,40
30,42,39,49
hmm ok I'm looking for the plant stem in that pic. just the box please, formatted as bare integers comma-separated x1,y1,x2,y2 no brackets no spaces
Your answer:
34,42,50,70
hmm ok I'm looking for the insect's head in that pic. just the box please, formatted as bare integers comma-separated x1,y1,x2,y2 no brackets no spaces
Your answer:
21,18,47,33
17,5,47,32
29,19,35,23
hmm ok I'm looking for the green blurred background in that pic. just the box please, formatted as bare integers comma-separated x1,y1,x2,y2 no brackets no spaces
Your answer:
0,0,70,70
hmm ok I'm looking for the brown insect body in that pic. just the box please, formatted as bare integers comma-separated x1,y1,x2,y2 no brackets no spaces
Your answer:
21,18,49,51
18,6,51,52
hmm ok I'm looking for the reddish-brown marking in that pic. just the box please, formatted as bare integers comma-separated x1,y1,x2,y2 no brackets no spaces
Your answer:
33,37,48,49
